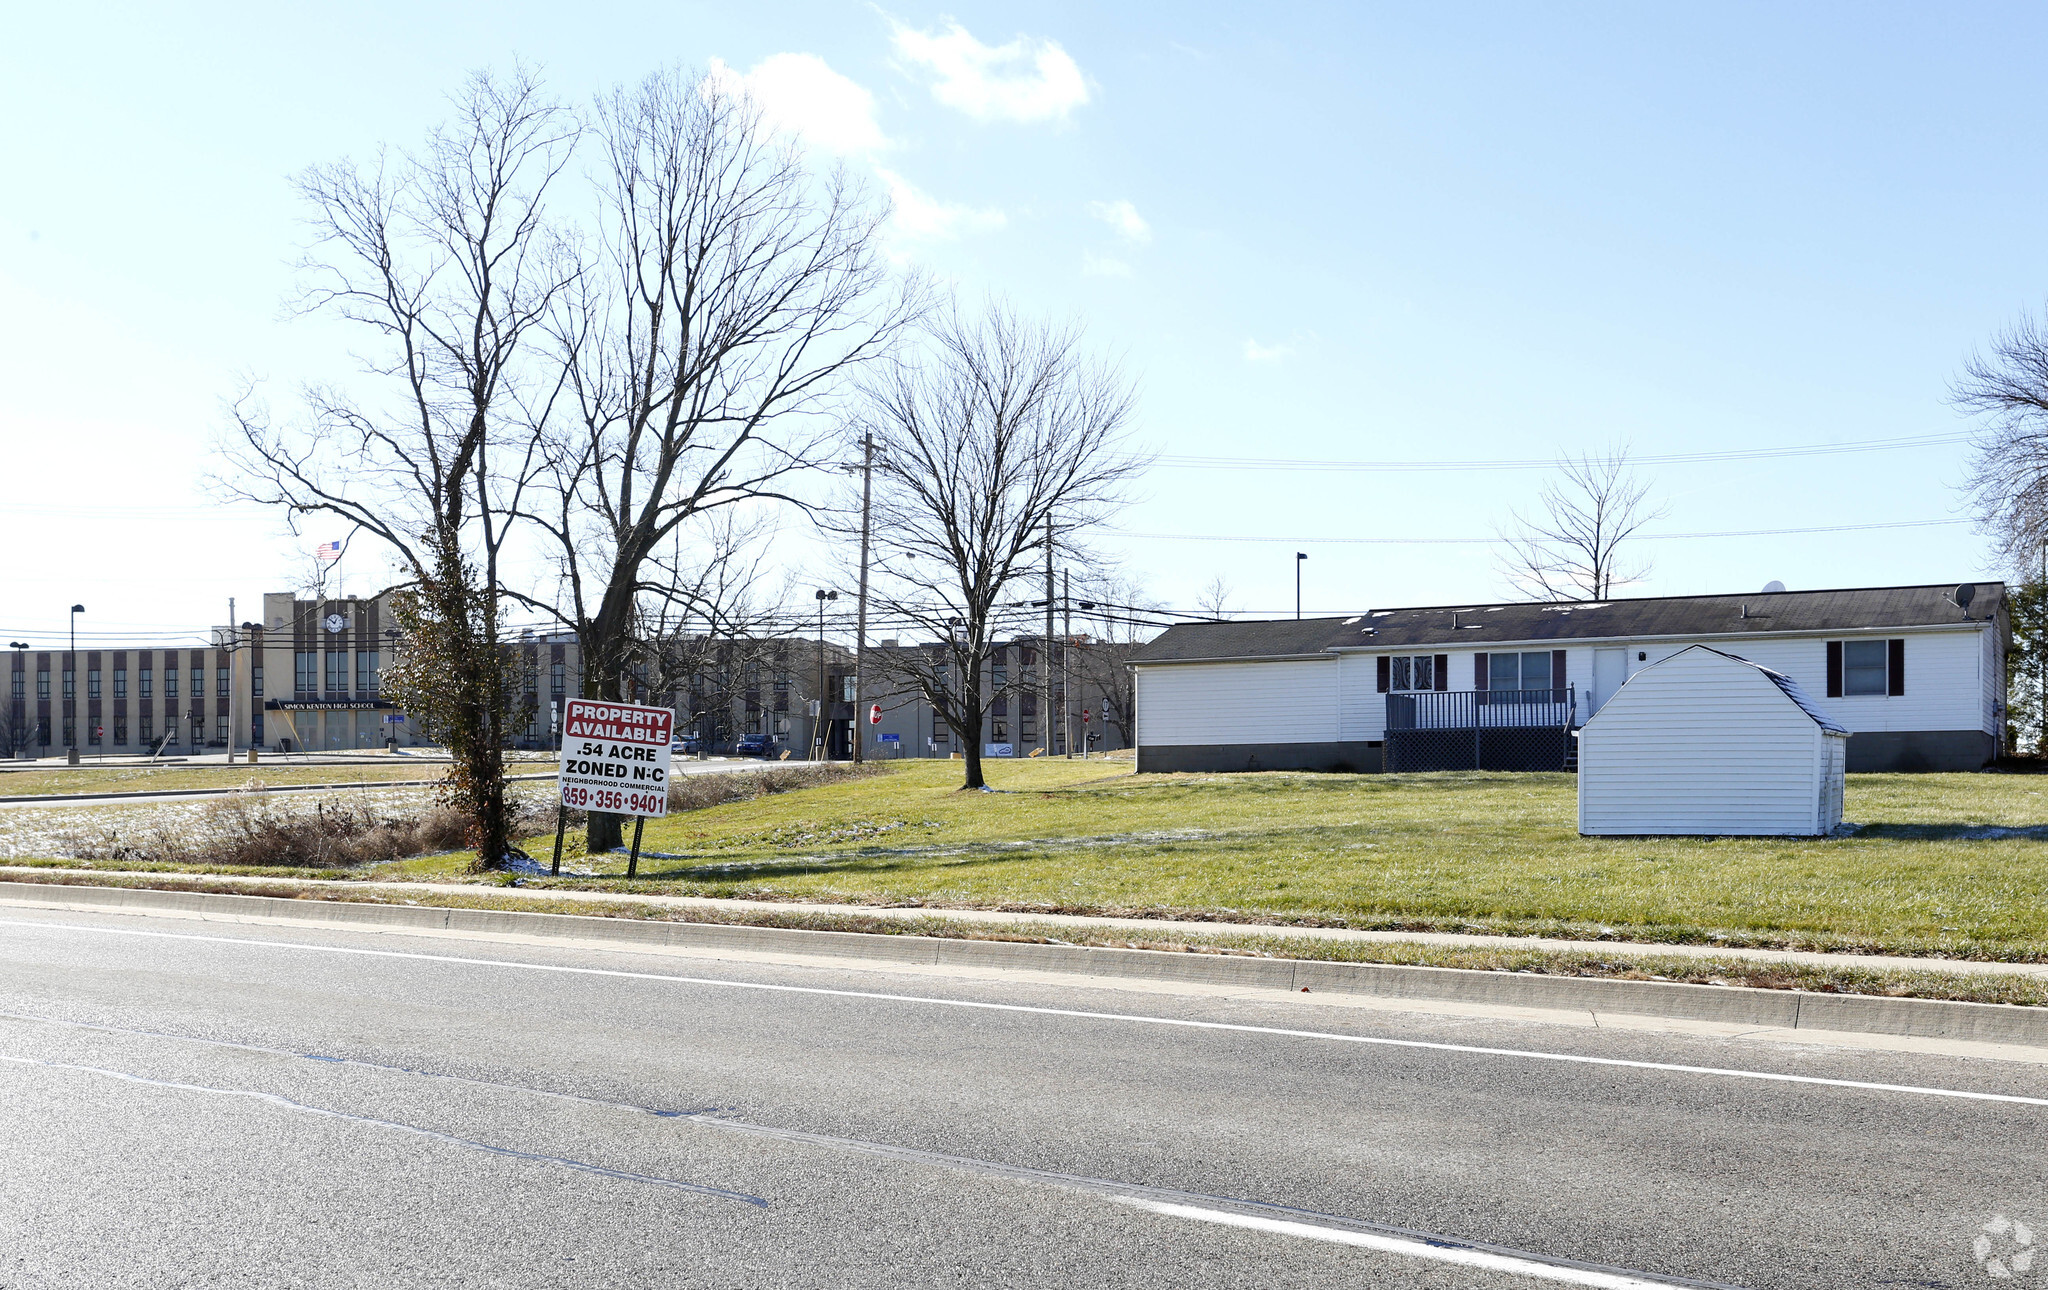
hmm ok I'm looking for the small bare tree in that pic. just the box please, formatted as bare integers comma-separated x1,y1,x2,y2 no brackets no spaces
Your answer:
1953,308,2048,570
854,302,1145,789
221,68,576,868
1070,575,1159,748
1193,576,1236,621
518,67,921,851
1497,447,1666,601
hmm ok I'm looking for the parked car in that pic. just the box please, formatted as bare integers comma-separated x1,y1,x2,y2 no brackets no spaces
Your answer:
671,735,701,756
734,733,770,756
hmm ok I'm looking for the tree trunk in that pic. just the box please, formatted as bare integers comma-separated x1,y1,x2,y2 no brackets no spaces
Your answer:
581,611,629,856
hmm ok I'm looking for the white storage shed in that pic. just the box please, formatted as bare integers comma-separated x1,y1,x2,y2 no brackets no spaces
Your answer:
1577,645,1848,837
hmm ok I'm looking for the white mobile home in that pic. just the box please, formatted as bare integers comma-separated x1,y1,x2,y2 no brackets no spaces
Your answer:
1129,583,2008,774
1576,646,1848,836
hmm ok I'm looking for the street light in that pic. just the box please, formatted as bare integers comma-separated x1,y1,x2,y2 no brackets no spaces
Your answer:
6,642,25,761
1294,553,1307,621
814,589,838,760
67,605,84,764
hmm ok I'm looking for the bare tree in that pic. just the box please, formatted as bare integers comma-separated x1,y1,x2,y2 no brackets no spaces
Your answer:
517,68,922,852
1071,575,1159,748
221,68,577,868
1496,447,1666,601
1953,308,2048,570
855,302,1146,790
1193,576,1236,621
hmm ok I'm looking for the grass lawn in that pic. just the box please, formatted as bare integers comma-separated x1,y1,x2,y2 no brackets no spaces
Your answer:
440,758,2048,959
0,763,469,796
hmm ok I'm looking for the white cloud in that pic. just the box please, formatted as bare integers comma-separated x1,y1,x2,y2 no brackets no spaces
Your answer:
1088,199,1150,244
890,21,1090,122
877,169,1006,246
706,53,888,154
1082,252,1133,278
1243,338,1293,363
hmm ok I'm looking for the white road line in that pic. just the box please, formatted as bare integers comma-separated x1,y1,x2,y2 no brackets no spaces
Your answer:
1117,1199,1688,1289
0,1052,769,1206
6,916,2045,1108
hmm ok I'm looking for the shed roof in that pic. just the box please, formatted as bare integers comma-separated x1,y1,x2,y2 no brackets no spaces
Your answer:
1131,582,2003,664
1590,644,1849,735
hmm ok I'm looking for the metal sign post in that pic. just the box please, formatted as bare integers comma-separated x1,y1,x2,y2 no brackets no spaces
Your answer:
557,697,673,880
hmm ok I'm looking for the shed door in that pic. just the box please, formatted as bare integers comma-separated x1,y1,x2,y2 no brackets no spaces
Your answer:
1590,647,1628,714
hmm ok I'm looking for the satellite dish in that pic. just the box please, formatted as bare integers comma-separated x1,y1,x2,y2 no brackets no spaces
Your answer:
1760,580,1786,594
1955,583,1977,612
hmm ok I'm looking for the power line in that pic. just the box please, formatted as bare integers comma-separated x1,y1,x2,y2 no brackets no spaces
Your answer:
1154,431,1972,473
1112,518,1969,546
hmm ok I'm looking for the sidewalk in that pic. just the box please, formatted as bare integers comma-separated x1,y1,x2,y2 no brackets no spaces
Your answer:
8,865,2044,981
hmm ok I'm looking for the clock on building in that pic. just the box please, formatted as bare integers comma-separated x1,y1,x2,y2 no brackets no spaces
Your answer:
324,614,348,633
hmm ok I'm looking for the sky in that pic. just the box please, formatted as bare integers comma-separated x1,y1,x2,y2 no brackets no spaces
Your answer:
5,1,2046,645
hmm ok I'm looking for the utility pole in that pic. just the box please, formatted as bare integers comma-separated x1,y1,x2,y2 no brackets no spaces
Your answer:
813,588,837,759
226,597,236,764
854,433,874,765
1042,518,1055,756
1062,569,1074,758
67,603,83,766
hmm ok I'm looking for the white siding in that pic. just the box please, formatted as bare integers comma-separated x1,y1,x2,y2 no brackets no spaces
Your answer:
1337,652,1382,741
1135,660,1339,746
1578,648,1841,836
1697,630,1985,735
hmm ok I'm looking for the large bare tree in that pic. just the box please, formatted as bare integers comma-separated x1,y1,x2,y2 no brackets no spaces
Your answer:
1953,307,2048,570
1497,447,1666,601
855,302,1145,790
222,68,577,868
518,68,921,851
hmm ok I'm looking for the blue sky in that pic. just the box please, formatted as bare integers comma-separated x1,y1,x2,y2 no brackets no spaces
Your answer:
3,1,2041,641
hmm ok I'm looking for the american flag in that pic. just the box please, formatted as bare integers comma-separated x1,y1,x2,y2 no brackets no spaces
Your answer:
313,541,343,562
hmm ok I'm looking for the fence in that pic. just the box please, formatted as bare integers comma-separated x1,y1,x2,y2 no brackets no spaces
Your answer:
1383,688,1577,772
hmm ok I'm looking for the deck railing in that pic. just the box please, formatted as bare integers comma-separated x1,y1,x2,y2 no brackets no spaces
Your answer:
1383,688,1577,772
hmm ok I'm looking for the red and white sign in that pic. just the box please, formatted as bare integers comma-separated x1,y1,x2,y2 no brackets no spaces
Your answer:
869,703,882,725
557,698,673,818
1081,709,1092,724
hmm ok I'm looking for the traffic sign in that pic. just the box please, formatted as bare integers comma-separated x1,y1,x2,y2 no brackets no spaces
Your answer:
1082,709,1092,724
869,703,882,724
557,698,672,818
878,732,900,743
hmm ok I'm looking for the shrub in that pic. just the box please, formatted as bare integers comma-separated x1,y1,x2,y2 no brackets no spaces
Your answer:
62,792,551,869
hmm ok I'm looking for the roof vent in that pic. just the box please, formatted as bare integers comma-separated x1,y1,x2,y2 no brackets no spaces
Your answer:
1760,580,1786,594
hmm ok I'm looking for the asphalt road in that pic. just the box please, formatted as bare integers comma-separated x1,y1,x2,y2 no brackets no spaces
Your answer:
1,904,2043,1288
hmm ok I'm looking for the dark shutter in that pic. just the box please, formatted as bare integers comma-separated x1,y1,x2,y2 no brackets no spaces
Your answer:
1433,654,1449,691
1551,649,1567,694
1825,641,1843,697
1474,654,1488,690
1376,657,1390,693
1887,639,1905,696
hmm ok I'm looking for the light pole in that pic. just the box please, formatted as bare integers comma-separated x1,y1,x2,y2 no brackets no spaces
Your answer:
814,589,838,760
1294,553,1307,620
853,433,874,765
66,604,83,764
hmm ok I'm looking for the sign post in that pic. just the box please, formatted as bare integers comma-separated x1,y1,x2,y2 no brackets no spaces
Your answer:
556,698,674,880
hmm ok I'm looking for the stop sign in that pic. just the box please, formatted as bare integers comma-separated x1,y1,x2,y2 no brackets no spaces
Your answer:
1082,709,1091,724
869,703,882,725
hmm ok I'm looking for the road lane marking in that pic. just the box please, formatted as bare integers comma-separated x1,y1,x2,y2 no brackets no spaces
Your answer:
1114,1199,1705,1289
0,1051,770,1207
5,916,2046,1108
0,1010,1747,1290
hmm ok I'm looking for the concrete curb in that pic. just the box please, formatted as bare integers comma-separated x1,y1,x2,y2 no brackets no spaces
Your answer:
6,880,2047,1049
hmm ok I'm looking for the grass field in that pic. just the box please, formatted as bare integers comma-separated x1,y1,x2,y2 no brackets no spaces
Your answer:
0,763,459,796
14,758,2048,960
423,758,2048,960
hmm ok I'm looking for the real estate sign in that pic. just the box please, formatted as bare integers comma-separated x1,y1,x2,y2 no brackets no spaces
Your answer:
557,698,673,818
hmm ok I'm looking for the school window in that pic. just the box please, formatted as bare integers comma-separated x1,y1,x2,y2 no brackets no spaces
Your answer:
191,668,203,699
841,675,857,702
36,669,49,700
62,720,75,747
63,669,75,700
217,667,230,697
140,715,153,743
357,651,379,694
252,667,264,697
113,668,127,698
549,662,564,695
10,671,21,701
113,720,128,745
992,722,1008,740
164,669,178,699
216,717,230,744
295,652,316,694
139,667,152,697
87,669,101,699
